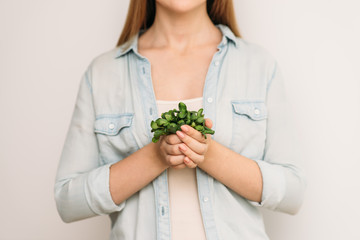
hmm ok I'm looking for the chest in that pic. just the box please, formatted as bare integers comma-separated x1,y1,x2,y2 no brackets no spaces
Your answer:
92,50,271,167
139,47,219,100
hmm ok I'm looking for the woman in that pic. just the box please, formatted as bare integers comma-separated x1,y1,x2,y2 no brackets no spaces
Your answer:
55,0,306,239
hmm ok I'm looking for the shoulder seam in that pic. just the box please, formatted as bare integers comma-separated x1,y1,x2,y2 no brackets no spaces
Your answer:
266,60,278,92
84,69,93,94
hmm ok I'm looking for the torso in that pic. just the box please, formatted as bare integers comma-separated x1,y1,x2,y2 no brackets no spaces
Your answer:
137,26,222,239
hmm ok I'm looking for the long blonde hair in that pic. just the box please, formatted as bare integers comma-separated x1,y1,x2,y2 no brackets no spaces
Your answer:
116,0,241,47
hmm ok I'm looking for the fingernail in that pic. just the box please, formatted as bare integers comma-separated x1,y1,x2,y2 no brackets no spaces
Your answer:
184,157,190,163
181,125,189,132
177,131,185,138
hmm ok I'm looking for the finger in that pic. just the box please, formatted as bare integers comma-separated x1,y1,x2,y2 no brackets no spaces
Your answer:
166,154,186,166
176,130,207,155
204,118,213,129
179,125,205,143
171,163,187,169
164,134,182,145
183,156,197,168
178,144,204,164
162,142,183,155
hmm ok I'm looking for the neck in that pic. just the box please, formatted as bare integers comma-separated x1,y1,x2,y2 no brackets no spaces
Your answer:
143,3,221,52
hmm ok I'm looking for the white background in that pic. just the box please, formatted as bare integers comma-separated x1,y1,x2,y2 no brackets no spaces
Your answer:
1,0,359,239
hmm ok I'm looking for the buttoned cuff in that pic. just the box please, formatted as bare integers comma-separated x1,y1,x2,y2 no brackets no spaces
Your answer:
248,159,286,210
84,163,126,215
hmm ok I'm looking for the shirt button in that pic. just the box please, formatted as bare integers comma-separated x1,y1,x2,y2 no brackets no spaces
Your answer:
254,108,260,115
207,97,213,103
108,123,115,130
214,61,220,66
203,197,209,202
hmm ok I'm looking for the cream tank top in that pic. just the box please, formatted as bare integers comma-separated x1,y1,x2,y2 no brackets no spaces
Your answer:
156,97,207,240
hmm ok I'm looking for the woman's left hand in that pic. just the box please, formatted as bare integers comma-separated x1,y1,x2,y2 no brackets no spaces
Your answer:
175,118,213,168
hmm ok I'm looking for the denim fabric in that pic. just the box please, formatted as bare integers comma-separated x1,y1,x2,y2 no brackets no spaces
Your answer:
55,24,306,240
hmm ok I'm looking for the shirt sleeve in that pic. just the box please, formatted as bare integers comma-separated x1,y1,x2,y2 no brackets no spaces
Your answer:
54,66,125,223
248,61,307,215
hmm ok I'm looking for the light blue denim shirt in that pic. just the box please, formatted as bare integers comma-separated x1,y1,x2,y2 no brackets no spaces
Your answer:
55,24,306,240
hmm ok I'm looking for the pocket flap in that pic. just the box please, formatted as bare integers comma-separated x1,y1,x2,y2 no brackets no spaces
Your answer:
94,113,134,135
231,101,267,120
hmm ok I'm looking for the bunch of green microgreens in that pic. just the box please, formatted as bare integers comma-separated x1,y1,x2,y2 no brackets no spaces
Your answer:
150,102,215,143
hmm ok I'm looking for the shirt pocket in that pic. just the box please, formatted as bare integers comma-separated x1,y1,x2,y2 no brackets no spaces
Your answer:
94,113,139,164
230,100,267,159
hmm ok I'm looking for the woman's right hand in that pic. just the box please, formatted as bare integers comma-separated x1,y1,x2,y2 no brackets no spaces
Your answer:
156,134,187,169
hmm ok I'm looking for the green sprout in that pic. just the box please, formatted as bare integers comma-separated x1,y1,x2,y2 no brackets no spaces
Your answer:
150,102,215,143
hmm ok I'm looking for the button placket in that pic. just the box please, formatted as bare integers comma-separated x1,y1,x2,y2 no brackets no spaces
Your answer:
195,33,227,240
135,56,171,239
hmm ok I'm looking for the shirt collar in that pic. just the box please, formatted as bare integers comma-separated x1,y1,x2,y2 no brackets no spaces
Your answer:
114,23,239,59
